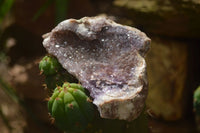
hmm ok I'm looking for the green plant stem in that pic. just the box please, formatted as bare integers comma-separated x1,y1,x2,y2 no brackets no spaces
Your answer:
0,78,19,103
0,0,14,24
32,0,55,21
55,0,69,24
0,106,12,131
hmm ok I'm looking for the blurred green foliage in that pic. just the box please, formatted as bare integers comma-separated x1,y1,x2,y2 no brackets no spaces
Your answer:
0,0,69,62
194,86,200,115
0,0,69,26
55,0,69,24
0,0,14,24
0,77,49,132
33,0,69,24
0,107,12,131
33,0,55,21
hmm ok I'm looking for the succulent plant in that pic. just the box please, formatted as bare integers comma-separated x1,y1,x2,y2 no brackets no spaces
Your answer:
39,55,61,76
39,55,78,90
48,82,94,132
194,86,200,115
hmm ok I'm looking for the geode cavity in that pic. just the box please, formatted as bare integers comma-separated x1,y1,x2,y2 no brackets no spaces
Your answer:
43,16,151,121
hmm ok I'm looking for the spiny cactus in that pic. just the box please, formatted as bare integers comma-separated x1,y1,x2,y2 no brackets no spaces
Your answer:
39,55,78,89
39,55,62,76
194,86,200,115
48,82,94,132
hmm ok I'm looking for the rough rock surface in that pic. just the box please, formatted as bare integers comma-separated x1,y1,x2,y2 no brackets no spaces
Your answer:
42,16,150,121
146,39,188,121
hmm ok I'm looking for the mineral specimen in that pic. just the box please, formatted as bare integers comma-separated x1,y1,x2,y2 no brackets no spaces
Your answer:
43,16,151,121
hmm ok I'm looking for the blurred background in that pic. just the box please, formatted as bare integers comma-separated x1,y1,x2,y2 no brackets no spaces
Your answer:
0,0,200,132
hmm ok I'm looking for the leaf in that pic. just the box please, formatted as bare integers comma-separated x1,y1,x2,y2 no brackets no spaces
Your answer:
33,0,69,24
0,77,19,103
55,0,69,24
0,107,12,131
32,0,55,21
0,0,14,24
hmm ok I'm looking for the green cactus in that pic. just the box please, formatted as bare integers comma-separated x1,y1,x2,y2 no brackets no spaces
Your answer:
48,82,94,132
39,55,62,76
194,86,200,115
39,55,78,89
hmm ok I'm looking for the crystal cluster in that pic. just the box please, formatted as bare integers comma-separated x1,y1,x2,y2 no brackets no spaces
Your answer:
43,16,151,121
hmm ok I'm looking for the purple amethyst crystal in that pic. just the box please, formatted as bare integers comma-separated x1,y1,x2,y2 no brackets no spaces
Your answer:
42,16,151,121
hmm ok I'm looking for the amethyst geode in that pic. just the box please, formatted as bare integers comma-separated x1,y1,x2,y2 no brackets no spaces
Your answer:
42,16,151,121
